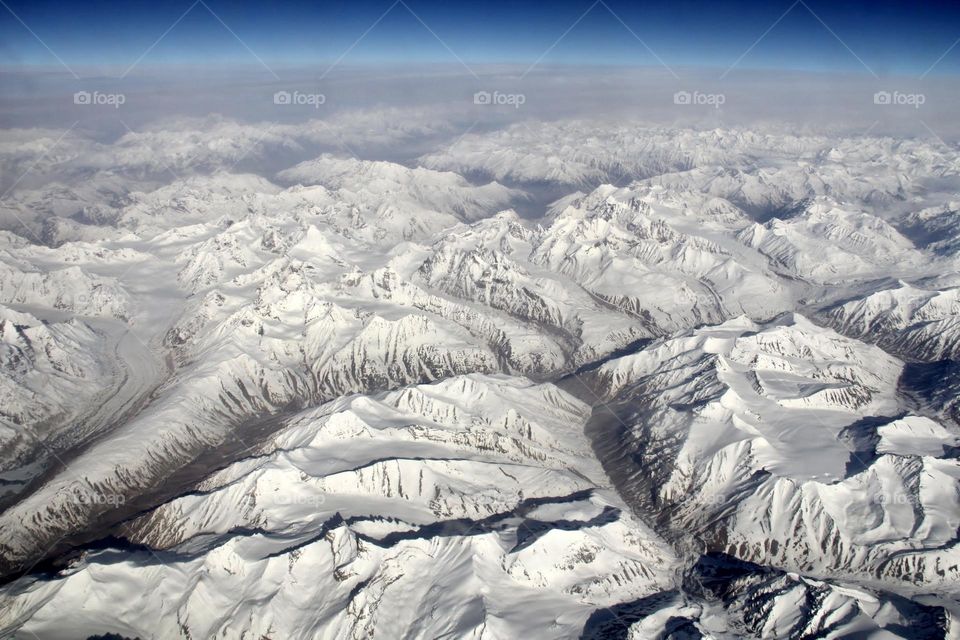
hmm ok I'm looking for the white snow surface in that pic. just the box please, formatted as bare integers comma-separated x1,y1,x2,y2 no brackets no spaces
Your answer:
0,119,958,639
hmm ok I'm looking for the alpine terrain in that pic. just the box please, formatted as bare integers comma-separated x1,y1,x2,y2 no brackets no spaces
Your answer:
0,116,958,639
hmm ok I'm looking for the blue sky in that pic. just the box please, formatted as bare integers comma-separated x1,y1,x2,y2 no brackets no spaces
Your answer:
1,0,959,76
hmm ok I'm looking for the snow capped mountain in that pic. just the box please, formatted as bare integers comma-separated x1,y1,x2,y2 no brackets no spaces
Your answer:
534,186,792,331
583,553,951,639
419,123,959,204
821,281,960,361
573,314,960,600
277,154,524,222
0,375,678,640
736,198,924,283
0,260,130,319
0,118,958,639
901,202,960,257
0,307,113,486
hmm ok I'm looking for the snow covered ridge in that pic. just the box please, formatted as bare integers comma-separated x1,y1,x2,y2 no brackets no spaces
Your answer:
419,121,960,193
575,316,960,608
0,119,958,638
820,281,960,361
0,375,680,639
275,154,526,222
